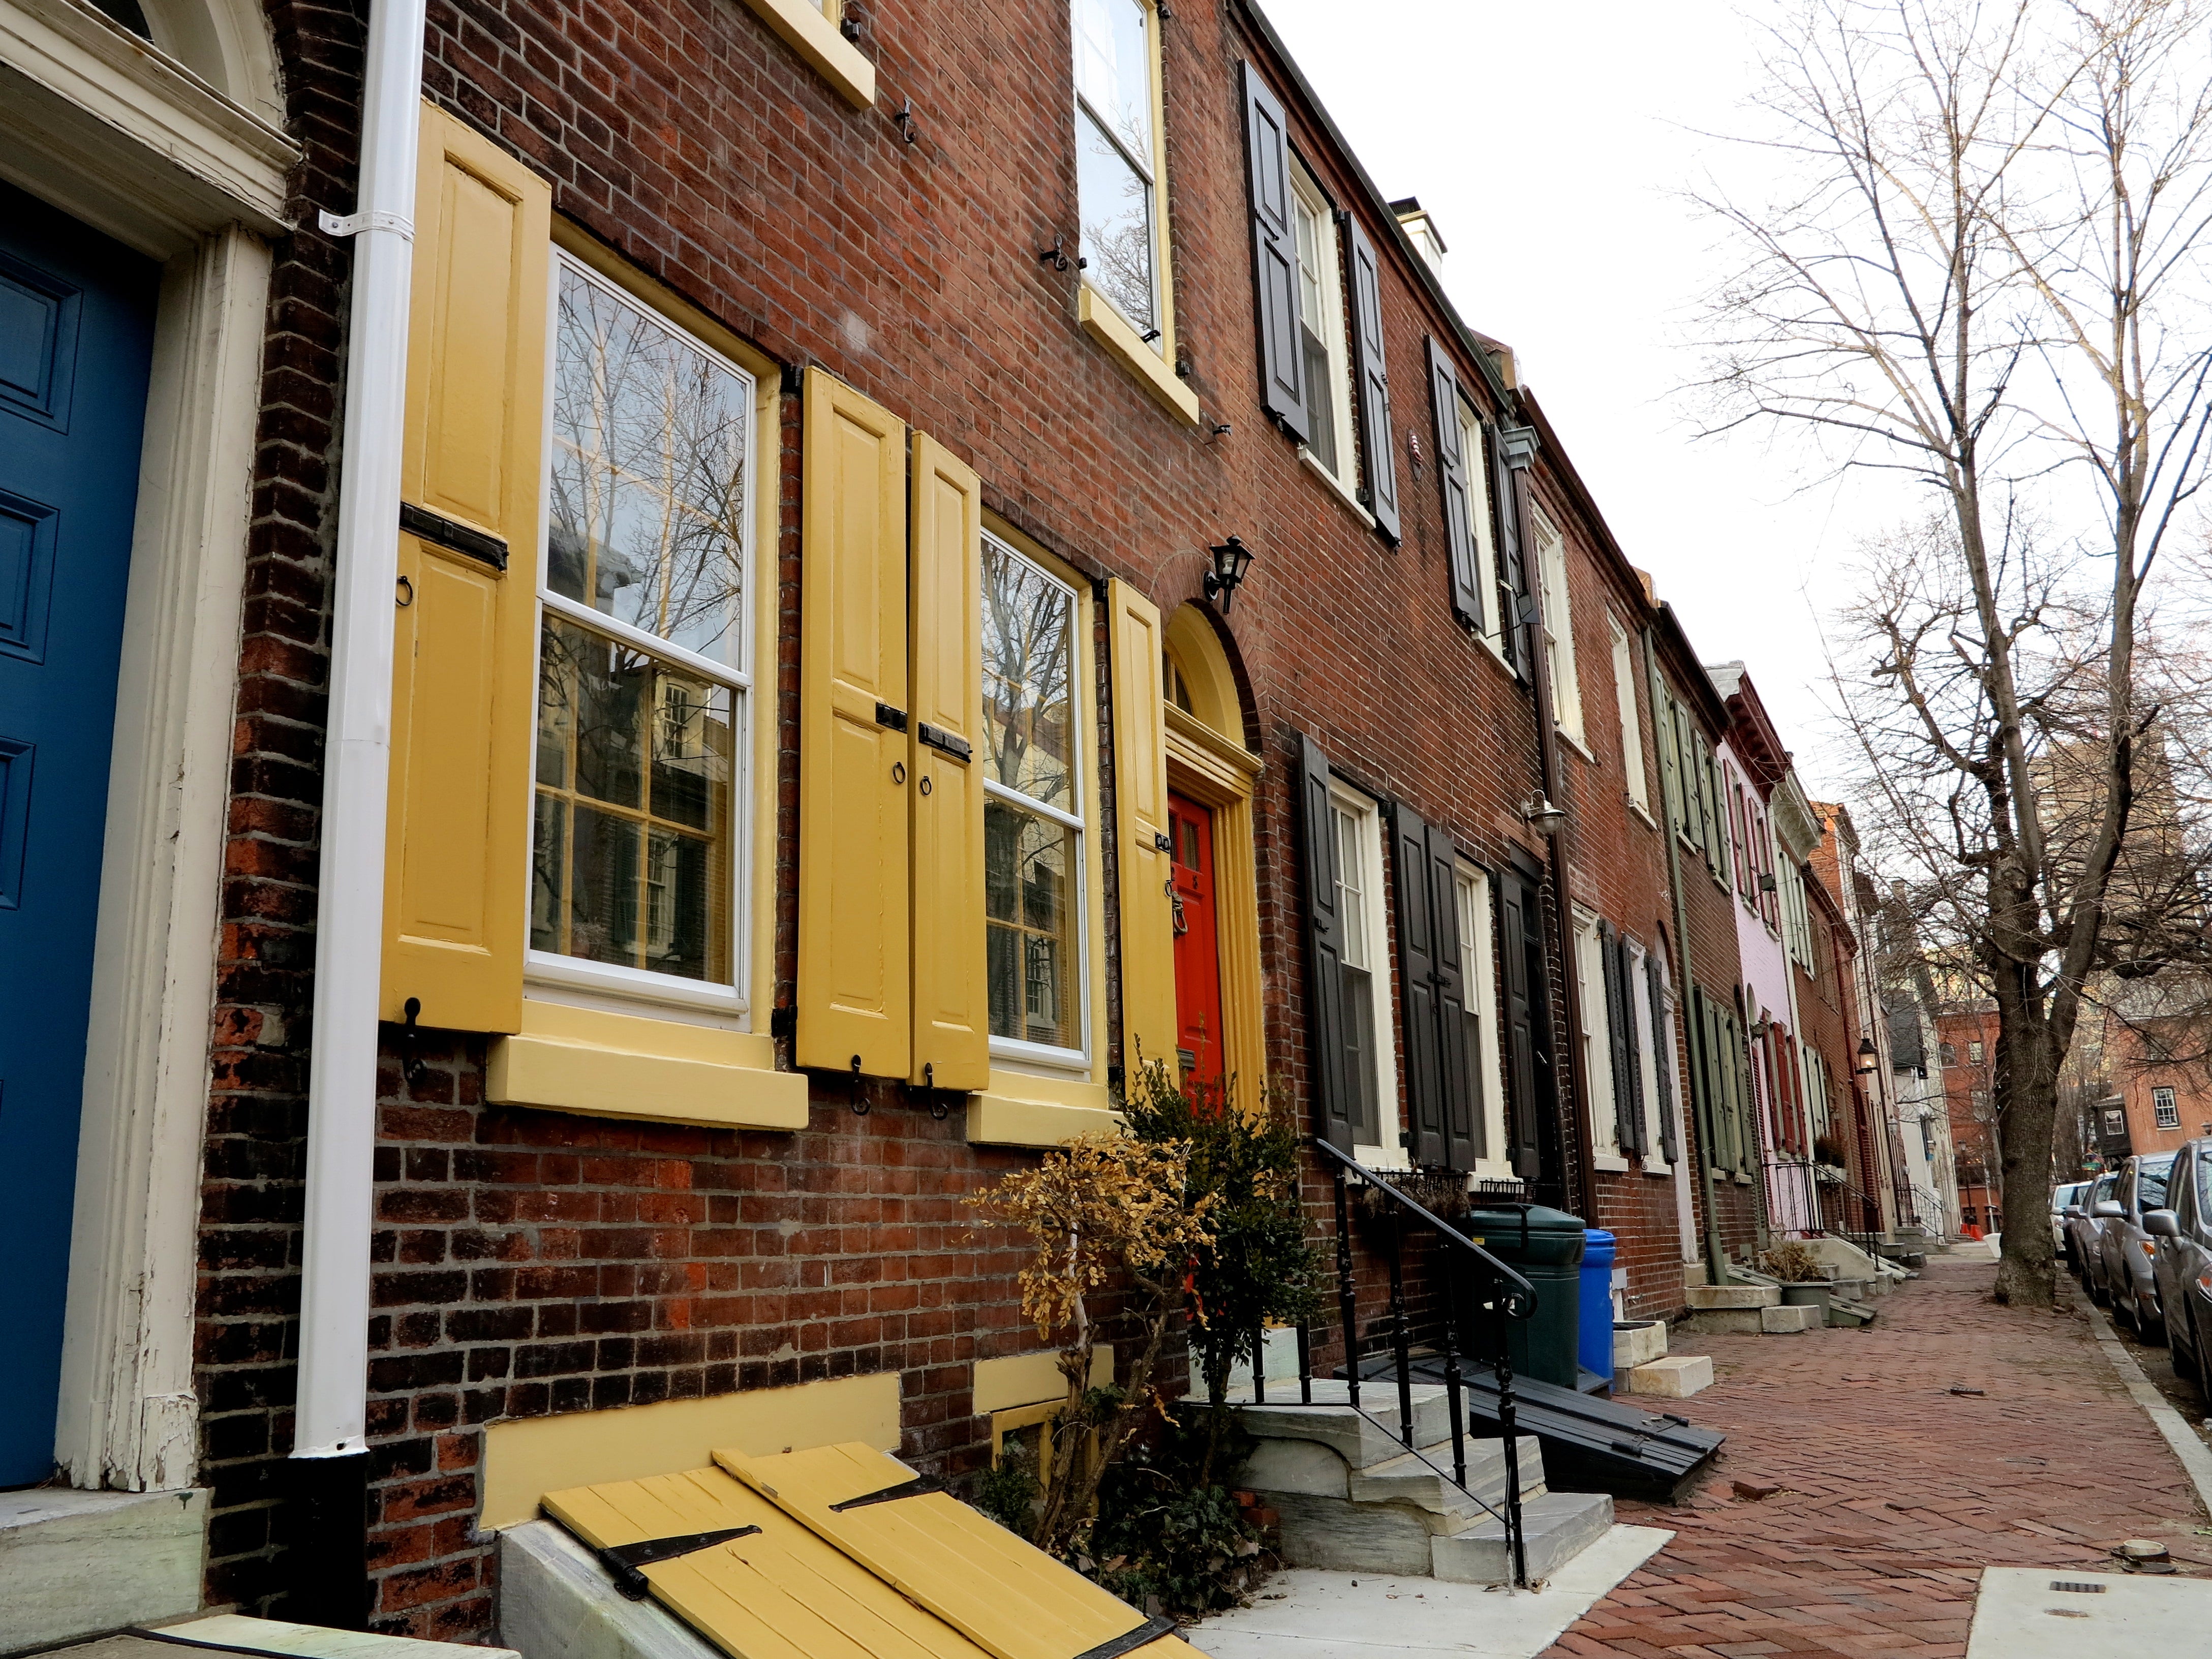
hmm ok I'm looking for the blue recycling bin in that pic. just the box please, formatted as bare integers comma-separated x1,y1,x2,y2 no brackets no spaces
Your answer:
1579,1228,1617,1385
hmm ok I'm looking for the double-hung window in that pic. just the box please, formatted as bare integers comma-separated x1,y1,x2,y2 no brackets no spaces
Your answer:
2155,1086,2180,1130
1533,505,1583,745
1455,862,1508,1170
532,253,755,1009
981,537,1088,1063
1609,617,1649,813
1329,786,1397,1156
1290,165,1354,481
1073,0,1163,348
1574,913,1617,1157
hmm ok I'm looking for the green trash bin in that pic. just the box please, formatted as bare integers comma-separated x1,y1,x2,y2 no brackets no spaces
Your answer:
1453,1204,1586,1389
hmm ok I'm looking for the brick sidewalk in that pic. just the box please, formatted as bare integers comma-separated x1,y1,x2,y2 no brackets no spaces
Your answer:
1545,1255,2212,1657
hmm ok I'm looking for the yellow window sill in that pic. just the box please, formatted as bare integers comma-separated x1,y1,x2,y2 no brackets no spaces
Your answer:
1077,285,1200,425
739,0,876,108
488,1000,810,1130
966,1069,1122,1148
973,1348,1114,1415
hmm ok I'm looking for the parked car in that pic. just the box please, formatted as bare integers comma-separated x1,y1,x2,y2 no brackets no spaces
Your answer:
2052,1180,2089,1264
2097,1154,2175,1340
2147,1138,2212,1403
2064,1172,2119,1293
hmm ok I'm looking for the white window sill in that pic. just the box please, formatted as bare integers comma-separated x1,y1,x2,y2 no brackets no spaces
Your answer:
526,949,746,1018
1591,1150,1632,1173
739,0,876,107
1627,800,1658,831
1077,284,1200,424
1298,445,1376,529
1354,1145,1414,1176
1643,1158,1673,1178
1557,728,1596,764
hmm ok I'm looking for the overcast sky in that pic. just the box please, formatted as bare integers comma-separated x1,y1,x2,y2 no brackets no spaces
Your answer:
1261,0,1910,796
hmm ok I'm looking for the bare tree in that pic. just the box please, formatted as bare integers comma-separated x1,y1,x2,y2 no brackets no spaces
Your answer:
1696,0,2212,1303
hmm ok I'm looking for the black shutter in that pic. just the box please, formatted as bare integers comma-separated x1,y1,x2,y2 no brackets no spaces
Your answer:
1427,339,1482,630
1343,216,1400,542
1687,987,1715,1165
1599,921,1633,1156
1299,731,1352,1150
1428,824,1480,1171
1648,948,1678,1164
1393,803,1444,1168
1489,424,1530,676
1499,868,1544,1179
1240,62,1309,445
1618,933,1647,1155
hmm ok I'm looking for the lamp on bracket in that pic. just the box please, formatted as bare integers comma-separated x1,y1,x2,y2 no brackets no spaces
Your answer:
1855,1036,1879,1076
1520,794,1567,835
1204,535,1254,612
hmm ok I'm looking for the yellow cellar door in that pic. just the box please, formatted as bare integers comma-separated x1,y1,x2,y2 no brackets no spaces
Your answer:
719,1444,1190,1659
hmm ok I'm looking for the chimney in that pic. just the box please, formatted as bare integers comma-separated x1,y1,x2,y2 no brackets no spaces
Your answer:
1390,196,1446,276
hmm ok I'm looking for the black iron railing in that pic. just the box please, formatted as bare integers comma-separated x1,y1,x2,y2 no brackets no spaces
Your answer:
1255,1140,1539,1586
1760,1156,1885,1259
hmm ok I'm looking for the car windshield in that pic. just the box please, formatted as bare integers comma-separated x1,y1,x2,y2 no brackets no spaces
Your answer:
2053,1183,2085,1211
2139,1157,2174,1211
2094,1176,2118,1206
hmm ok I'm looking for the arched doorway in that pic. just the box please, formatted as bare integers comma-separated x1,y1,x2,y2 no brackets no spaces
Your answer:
1159,605,1263,1105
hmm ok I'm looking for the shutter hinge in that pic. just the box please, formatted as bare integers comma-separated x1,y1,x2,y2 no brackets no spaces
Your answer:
400,502,509,571
917,721,970,762
875,701,909,731
319,207,414,241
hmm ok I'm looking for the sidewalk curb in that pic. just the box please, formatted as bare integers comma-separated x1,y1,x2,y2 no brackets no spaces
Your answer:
2082,1298,2212,1518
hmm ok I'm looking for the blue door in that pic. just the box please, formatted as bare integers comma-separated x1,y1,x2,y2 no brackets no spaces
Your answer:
0,182,158,1485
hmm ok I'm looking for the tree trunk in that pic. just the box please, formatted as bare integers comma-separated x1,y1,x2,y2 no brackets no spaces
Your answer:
1991,954,2060,1305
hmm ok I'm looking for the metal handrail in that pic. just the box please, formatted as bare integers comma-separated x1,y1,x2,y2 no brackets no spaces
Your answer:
1301,1137,1537,1587
1760,1155,1885,1258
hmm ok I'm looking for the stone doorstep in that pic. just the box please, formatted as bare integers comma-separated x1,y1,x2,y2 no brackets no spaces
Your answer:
1686,1283,1780,1311
150,1618,519,1659
1624,1354,1714,1398
1429,1492,1616,1587
1348,1435,1548,1521
1223,1379,1455,1471
500,1520,718,1659
1760,1303,1819,1335
0,1486,208,1656
1613,1321,1669,1370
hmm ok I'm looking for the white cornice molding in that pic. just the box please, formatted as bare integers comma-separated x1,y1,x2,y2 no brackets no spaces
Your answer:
1,0,295,254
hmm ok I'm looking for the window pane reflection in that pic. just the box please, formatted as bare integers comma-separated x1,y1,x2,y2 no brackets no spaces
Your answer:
986,799,1078,1050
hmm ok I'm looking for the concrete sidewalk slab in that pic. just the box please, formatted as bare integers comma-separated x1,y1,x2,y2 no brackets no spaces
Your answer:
1189,1526,1672,1659
1967,1567,2212,1655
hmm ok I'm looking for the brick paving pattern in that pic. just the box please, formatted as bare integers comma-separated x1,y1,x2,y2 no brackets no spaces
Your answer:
1547,1255,2212,1657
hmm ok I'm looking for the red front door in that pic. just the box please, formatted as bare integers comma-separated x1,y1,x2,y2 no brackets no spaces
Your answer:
1170,792,1225,1092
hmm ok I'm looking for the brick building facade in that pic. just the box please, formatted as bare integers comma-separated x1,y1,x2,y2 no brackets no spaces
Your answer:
1,0,1866,1644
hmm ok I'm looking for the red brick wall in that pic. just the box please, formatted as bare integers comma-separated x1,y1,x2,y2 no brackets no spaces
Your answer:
200,0,1719,1635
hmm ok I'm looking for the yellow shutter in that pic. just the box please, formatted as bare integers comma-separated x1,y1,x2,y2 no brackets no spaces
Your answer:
380,104,549,1031
1107,581,1177,1080
718,1445,1190,1659
797,371,911,1077
907,434,989,1091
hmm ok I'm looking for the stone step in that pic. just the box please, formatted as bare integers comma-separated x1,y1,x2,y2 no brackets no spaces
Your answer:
1685,1282,1780,1310
1429,1491,1616,1586
1827,1294,1877,1327
1349,1434,1547,1519
1217,1378,1454,1471
1762,1303,1818,1334
1624,1354,1712,1397
1613,1319,1668,1370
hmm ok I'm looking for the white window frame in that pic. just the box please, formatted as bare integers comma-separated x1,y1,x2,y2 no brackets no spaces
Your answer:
983,534,1093,1074
1071,0,1168,351
2154,1086,2180,1130
1330,782,1402,1169
1575,910,1623,1168
525,250,757,1020
1288,159,1356,487
1455,861,1510,1179
1627,939,1670,1173
1460,396,1509,666
1608,615,1649,814
1533,504,1584,746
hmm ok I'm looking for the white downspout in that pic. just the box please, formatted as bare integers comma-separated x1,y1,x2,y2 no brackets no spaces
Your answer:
293,0,426,1624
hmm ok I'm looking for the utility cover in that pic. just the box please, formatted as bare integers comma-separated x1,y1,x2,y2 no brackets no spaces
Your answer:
546,1444,1191,1659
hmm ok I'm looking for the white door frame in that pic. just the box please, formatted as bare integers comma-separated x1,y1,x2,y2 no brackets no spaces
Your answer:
2,0,295,1491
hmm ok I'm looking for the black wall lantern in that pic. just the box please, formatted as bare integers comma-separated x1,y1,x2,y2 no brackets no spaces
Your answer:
1855,1036,1879,1076
1205,535,1254,611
